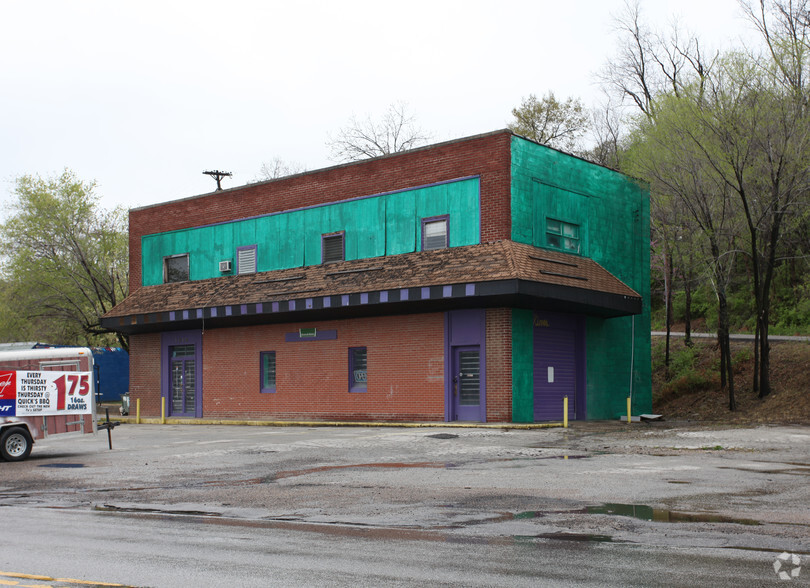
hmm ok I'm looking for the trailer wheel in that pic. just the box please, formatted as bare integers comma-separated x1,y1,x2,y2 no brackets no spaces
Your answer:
1,427,33,462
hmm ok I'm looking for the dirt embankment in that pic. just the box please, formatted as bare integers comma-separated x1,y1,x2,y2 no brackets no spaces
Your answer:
652,336,810,425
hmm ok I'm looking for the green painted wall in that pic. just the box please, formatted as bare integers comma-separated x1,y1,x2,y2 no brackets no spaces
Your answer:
510,136,652,419
142,178,480,286
511,309,534,423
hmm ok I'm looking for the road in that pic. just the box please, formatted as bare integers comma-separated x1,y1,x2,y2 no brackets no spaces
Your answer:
652,330,810,342
1,422,808,586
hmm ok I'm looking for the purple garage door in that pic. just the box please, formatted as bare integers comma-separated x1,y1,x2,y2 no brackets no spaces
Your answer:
533,324,577,421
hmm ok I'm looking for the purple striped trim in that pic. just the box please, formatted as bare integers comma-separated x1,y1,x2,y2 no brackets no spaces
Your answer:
421,287,430,299
272,301,279,312
240,304,248,314
210,307,218,317
360,293,368,304
182,310,189,320
341,295,349,306
169,311,176,321
141,175,480,238
380,290,388,302
196,309,203,319
442,285,452,298
323,297,331,308
225,306,232,316
288,300,296,311
400,288,409,301
466,283,475,295
256,303,263,313
306,298,313,309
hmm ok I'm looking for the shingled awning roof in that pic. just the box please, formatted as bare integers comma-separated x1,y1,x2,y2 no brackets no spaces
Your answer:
102,240,641,335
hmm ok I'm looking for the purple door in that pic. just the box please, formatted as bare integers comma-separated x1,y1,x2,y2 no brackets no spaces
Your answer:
533,326,577,421
169,344,196,417
452,346,482,422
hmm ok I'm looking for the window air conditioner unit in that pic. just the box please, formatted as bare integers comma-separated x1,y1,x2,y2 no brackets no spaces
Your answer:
219,260,232,272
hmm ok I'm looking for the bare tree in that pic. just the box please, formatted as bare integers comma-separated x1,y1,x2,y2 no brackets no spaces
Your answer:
585,97,625,168
739,0,809,98
599,0,716,118
253,157,307,182
326,102,431,162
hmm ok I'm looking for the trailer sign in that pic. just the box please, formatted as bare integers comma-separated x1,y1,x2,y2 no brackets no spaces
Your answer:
0,370,93,417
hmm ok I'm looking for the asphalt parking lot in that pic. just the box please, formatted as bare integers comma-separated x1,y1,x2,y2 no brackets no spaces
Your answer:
2,420,809,586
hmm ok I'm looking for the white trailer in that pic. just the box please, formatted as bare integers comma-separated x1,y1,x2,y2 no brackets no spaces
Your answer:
0,347,97,461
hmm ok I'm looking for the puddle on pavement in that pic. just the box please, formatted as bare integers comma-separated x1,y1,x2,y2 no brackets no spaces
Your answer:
587,503,761,526
38,463,84,468
427,433,459,439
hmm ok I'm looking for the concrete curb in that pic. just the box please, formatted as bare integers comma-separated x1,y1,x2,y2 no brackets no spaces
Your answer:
102,416,563,430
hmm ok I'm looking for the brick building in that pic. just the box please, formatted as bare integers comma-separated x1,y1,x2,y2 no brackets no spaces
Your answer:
102,130,651,423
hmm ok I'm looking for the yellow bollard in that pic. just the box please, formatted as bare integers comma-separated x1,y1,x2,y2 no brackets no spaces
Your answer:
136,398,141,424
563,396,568,428
161,397,166,424
627,396,632,424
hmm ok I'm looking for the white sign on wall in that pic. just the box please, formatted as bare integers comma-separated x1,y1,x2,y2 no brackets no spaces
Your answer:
0,371,93,417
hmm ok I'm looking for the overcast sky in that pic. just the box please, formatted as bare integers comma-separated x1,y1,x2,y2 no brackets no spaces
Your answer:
1,0,760,211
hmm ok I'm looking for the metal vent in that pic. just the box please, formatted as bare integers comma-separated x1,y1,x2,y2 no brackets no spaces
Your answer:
237,247,257,274
322,233,344,263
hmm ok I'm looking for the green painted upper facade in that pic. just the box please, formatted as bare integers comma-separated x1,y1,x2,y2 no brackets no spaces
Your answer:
509,135,652,421
141,177,480,286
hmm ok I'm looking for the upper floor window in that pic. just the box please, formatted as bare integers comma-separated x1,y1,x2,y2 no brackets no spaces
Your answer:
322,232,345,263
421,216,449,251
546,219,580,254
237,245,257,274
164,254,189,283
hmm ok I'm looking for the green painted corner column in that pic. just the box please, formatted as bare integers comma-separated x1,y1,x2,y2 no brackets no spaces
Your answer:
512,309,534,423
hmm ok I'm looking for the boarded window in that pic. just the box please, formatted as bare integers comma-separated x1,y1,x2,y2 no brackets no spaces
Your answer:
237,246,257,274
322,233,345,263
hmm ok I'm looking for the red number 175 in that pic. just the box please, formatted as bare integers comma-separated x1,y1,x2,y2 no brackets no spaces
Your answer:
54,374,90,410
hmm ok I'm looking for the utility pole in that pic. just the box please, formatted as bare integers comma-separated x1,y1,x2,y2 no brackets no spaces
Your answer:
203,170,233,191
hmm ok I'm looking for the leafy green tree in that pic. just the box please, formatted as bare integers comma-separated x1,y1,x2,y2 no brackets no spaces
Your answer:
507,92,589,152
0,170,129,350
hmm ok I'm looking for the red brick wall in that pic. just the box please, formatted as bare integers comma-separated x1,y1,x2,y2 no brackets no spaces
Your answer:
486,308,513,422
129,314,446,422
129,131,513,291
128,332,161,416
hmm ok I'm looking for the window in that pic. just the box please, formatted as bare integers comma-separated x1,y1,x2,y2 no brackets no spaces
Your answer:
322,232,345,263
421,216,449,251
349,347,367,392
164,254,189,283
237,245,257,274
546,219,580,253
260,351,276,393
